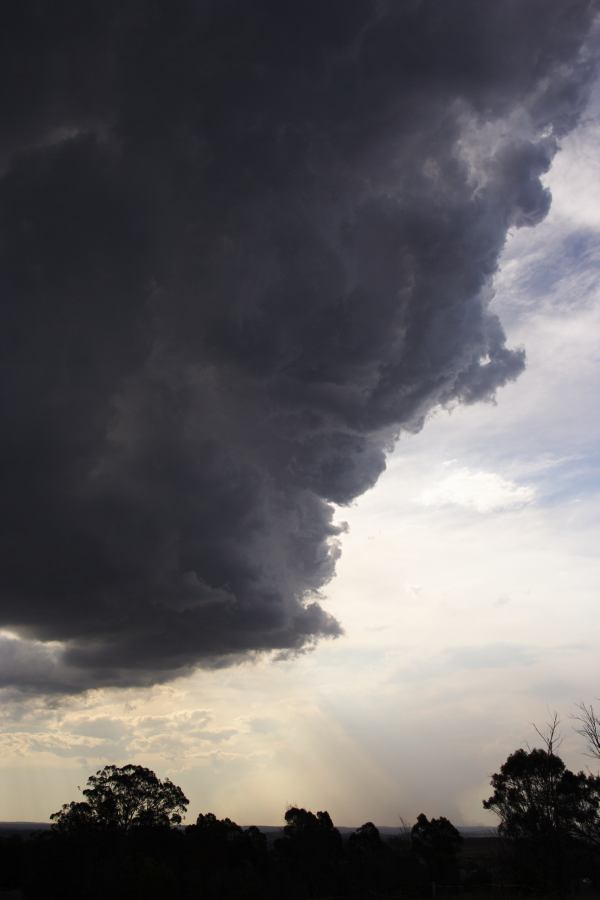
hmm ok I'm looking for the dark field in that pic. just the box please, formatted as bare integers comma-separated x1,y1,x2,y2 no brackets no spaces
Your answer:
0,826,598,900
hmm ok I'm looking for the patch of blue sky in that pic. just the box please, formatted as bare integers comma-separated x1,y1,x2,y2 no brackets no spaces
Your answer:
496,228,600,318
525,457,600,507
526,232,599,299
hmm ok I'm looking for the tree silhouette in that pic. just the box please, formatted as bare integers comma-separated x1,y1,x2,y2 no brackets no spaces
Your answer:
483,748,600,843
411,813,462,883
484,747,600,893
281,807,343,858
277,807,343,897
347,821,394,897
50,763,189,832
574,702,600,761
348,821,384,857
187,812,259,867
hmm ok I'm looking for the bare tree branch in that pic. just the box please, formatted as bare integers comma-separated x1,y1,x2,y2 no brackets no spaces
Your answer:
574,702,600,760
531,711,563,755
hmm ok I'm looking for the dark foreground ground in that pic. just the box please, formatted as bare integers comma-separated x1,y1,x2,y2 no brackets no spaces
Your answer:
0,827,598,899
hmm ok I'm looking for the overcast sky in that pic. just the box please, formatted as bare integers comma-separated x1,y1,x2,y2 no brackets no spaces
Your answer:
1,1,599,826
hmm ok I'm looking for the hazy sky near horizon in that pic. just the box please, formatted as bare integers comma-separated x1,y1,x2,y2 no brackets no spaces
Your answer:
1,1,600,826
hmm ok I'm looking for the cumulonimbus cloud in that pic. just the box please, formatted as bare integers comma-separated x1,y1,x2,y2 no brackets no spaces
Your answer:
0,0,597,692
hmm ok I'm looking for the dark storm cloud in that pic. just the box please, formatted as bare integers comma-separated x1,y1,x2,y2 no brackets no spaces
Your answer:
0,0,597,692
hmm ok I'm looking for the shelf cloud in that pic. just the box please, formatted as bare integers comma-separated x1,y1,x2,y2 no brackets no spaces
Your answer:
1,0,597,691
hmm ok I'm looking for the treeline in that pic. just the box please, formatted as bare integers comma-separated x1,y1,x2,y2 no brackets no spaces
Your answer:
3,709,600,899
0,806,483,900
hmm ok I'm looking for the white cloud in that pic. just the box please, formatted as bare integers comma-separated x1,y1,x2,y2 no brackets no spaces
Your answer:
545,103,600,231
419,466,535,513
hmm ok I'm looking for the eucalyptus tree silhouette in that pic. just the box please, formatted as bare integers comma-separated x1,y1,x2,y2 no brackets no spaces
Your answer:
484,747,600,893
50,763,188,831
483,748,600,844
276,807,343,897
411,813,462,884
281,807,343,859
348,821,384,857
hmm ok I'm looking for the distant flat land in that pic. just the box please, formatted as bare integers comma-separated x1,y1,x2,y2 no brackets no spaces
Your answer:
0,823,50,836
253,825,496,837
0,822,496,838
